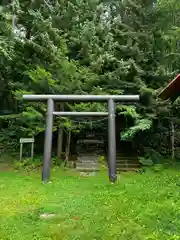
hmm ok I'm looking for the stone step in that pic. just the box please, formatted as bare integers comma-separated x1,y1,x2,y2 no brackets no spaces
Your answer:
76,167,100,172
77,139,104,144
116,163,139,166
77,156,100,162
78,160,99,164
76,162,100,172
117,168,138,172
117,160,139,164
116,153,140,171
116,152,137,156
116,163,140,168
78,152,101,155
116,158,139,163
77,150,104,154
76,162,99,167
116,157,138,161
77,153,101,156
116,160,139,164
116,158,138,161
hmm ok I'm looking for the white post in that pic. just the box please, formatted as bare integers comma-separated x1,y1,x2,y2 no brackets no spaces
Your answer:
20,143,23,161
31,142,34,159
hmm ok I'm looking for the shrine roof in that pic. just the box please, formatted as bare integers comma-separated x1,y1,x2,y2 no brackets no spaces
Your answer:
158,74,180,100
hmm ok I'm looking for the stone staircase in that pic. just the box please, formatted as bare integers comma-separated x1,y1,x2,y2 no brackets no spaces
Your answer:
76,153,100,172
76,152,140,173
75,138,103,173
116,152,140,172
75,135,140,173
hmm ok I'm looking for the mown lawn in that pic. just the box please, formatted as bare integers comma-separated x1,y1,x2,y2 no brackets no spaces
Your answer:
0,167,180,240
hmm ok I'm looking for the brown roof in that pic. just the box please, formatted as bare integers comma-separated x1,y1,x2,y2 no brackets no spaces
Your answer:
158,74,180,100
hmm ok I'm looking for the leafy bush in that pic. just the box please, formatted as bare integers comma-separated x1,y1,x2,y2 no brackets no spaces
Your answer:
14,157,42,170
98,155,107,169
121,119,152,140
138,157,154,166
52,156,64,167
151,164,165,172
14,155,66,171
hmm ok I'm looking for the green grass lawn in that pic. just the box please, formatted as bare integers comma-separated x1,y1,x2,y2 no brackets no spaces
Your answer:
0,167,180,240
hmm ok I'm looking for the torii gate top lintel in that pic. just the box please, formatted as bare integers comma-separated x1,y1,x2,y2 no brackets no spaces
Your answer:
23,94,139,102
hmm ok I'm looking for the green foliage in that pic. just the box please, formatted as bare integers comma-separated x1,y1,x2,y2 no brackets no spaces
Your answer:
121,118,152,140
138,157,154,166
14,156,65,171
98,155,107,169
117,105,139,119
0,0,180,158
68,102,106,113
14,157,42,170
52,156,65,167
151,164,165,172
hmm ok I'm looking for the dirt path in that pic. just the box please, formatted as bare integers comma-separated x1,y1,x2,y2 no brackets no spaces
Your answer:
0,163,13,171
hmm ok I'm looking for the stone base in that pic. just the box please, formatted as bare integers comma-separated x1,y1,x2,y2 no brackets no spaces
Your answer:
80,172,96,177
76,162,100,172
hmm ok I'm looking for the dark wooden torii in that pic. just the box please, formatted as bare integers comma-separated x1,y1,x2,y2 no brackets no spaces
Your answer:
23,94,139,183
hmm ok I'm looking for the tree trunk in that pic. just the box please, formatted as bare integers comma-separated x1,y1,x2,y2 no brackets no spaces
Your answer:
170,120,175,161
57,128,64,158
65,130,71,164
57,103,64,158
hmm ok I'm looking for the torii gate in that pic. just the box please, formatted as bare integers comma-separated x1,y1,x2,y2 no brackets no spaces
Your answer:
23,94,139,183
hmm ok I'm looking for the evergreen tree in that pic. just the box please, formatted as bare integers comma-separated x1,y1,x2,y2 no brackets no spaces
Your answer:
1,0,180,158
